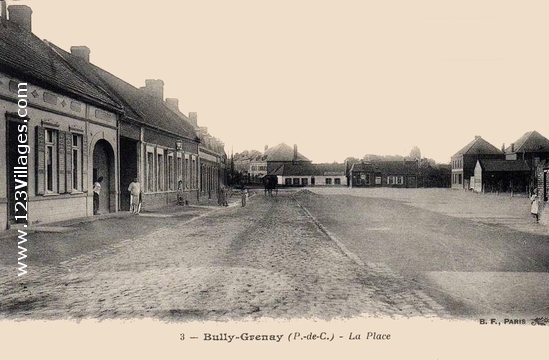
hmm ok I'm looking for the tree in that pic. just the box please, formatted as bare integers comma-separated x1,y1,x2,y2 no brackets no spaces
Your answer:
409,146,421,160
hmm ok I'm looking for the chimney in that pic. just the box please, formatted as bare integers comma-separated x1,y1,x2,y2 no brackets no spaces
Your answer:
293,144,298,161
200,126,208,136
188,112,198,127
475,135,481,140
165,98,179,111
8,5,32,31
511,143,515,152
70,46,91,62
264,145,268,152
1,1,7,19
143,79,164,101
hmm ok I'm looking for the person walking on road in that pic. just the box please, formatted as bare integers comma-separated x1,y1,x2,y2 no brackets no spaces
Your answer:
128,177,141,213
93,176,103,215
530,189,540,222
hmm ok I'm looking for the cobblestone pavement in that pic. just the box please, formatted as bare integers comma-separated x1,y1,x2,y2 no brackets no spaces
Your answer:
0,191,449,321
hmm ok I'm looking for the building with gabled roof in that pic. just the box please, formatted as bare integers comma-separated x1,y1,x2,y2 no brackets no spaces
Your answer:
451,136,504,190
349,161,418,188
505,131,549,190
270,162,347,186
0,5,125,229
48,41,204,210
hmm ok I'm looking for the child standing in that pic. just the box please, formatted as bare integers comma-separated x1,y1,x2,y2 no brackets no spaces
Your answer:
530,189,540,222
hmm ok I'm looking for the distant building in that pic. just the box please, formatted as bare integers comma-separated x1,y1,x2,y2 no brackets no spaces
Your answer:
270,163,347,187
451,136,504,190
473,159,530,193
349,161,418,188
505,131,549,190
263,143,347,186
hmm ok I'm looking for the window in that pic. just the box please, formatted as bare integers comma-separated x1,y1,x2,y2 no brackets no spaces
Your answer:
192,157,197,189
301,178,308,186
334,178,341,185
293,178,300,185
177,154,182,183
45,129,57,192
147,151,154,191
168,152,174,190
458,174,462,184
375,176,382,185
326,178,332,185
157,153,164,191
387,176,394,185
185,157,190,189
72,134,82,191
285,178,292,185
365,174,370,185
396,176,404,185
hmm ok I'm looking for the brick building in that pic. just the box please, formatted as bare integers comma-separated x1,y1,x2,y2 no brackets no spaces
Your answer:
451,136,504,190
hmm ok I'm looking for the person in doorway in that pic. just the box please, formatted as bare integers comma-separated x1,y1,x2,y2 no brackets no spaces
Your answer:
128,177,141,213
177,180,185,205
93,176,103,215
530,189,540,222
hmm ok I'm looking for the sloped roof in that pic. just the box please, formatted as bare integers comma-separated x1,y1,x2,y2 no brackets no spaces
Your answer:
478,159,530,172
264,143,310,162
0,18,121,112
275,163,346,176
350,162,378,172
373,161,418,175
453,136,503,157
48,43,198,141
505,131,549,154
350,161,418,175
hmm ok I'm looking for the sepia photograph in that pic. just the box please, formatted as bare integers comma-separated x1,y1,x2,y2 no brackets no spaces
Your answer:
0,0,548,358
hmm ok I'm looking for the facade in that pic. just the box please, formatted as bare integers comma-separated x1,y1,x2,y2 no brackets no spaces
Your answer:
51,44,202,210
504,131,549,190
0,5,227,231
349,161,418,188
270,163,347,187
473,159,530,193
0,6,123,230
451,136,504,190
184,112,226,202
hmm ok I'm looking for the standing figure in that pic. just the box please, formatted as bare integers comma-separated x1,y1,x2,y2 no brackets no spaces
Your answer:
93,176,103,215
177,180,185,205
128,177,141,213
530,189,540,222
241,187,248,207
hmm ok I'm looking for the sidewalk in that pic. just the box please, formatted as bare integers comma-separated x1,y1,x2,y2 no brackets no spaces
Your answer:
0,192,247,240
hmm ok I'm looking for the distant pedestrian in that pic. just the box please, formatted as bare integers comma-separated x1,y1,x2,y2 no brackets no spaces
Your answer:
93,176,103,215
530,189,540,222
219,186,228,207
177,180,185,205
241,187,248,207
128,177,141,213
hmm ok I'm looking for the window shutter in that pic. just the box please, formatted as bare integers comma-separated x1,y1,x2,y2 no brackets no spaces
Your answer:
58,131,66,193
35,127,45,195
65,133,73,191
82,135,88,192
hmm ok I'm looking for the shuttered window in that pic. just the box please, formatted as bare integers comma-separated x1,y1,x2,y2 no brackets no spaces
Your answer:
36,127,86,195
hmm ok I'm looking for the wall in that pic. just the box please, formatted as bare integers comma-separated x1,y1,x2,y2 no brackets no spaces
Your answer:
0,72,118,229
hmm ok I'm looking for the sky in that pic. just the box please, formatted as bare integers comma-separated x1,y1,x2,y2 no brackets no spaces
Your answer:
6,0,549,164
